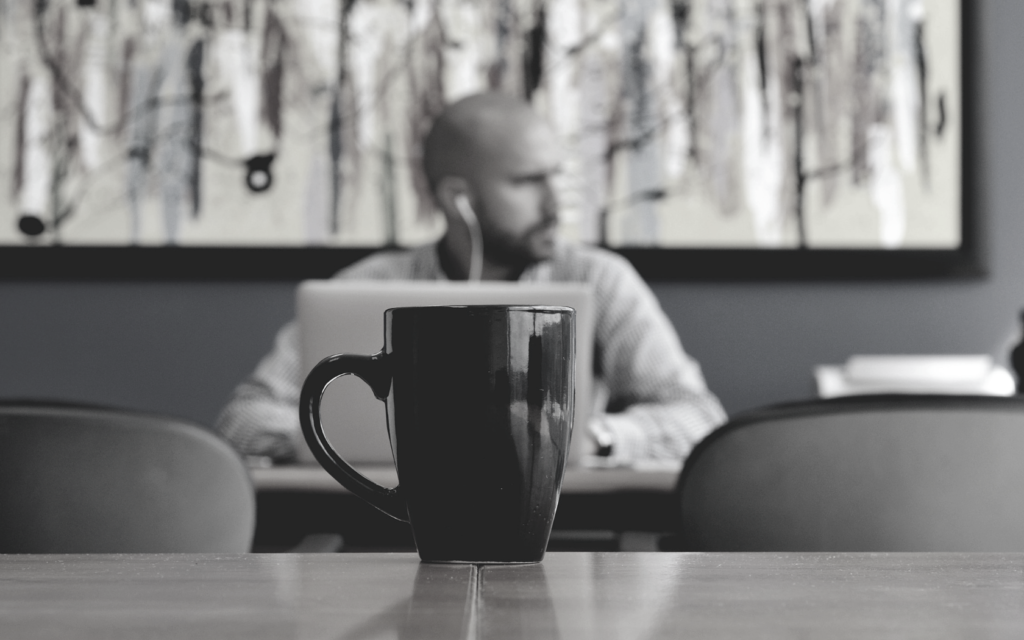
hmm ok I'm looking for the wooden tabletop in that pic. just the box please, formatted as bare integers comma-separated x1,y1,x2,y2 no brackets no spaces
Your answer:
4,552,1024,639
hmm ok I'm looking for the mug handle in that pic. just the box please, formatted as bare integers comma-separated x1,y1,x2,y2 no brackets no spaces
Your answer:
299,351,409,522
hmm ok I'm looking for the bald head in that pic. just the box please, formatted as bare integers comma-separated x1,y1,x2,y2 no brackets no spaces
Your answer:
422,92,547,188
422,92,562,279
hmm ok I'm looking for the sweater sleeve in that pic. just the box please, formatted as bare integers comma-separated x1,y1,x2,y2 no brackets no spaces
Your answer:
213,248,440,460
586,253,727,464
213,320,305,461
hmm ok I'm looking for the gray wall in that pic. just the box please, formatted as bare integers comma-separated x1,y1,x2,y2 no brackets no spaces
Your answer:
2,1,1021,428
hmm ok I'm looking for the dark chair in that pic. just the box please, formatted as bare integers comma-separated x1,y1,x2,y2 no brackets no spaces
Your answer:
677,395,1024,551
0,401,255,553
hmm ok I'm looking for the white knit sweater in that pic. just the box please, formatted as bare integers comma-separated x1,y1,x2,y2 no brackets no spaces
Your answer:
215,243,726,464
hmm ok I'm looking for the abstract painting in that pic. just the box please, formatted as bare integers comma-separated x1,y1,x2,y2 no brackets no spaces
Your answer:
0,0,962,268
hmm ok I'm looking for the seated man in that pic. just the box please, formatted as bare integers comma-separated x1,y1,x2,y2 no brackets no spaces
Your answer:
216,92,726,465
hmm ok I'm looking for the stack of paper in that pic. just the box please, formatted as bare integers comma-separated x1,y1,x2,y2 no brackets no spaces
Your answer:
814,355,1016,398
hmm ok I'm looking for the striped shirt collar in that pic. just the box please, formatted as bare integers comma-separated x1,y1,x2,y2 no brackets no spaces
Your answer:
413,243,558,283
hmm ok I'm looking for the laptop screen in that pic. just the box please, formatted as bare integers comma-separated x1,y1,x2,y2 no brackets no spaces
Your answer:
295,280,597,467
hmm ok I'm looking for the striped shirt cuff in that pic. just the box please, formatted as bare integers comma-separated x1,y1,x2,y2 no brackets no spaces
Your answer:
591,413,648,464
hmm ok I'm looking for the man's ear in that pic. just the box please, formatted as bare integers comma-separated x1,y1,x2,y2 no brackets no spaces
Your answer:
434,176,472,220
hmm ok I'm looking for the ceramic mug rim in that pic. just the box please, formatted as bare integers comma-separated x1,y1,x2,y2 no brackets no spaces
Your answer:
385,304,575,315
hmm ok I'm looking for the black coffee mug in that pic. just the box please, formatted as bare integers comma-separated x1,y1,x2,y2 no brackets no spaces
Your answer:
299,305,575,564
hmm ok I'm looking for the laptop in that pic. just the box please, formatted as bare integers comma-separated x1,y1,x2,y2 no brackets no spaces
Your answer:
295,280,597,467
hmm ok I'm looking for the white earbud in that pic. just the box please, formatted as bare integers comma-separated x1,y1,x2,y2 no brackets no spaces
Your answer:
453,193,483,282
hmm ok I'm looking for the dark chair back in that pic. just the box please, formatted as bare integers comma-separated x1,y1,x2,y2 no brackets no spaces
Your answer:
0,402,254,553
678,395,1024,551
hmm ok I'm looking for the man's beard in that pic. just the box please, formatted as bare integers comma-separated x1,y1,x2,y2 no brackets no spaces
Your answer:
484,220,559,269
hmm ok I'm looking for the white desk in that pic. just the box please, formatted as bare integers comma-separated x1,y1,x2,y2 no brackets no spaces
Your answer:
249,463,679,495
250,465,681,552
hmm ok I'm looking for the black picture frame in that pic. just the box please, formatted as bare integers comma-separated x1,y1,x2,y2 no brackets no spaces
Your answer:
0,0,977,283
